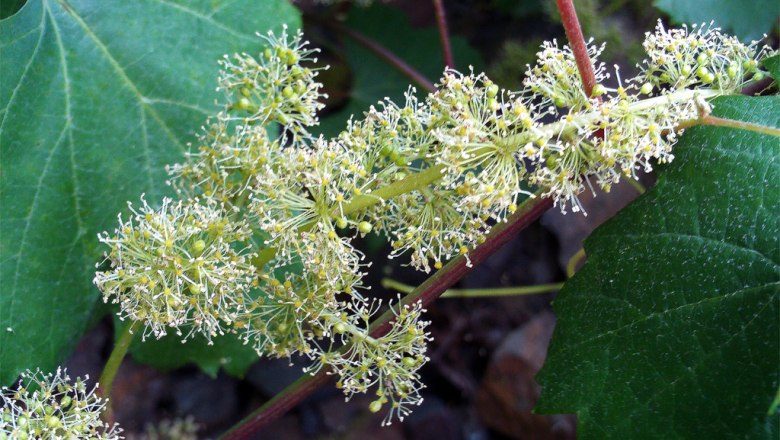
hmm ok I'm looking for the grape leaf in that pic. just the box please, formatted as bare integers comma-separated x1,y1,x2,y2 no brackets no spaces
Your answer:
764,54,780,82
536,95,779,438
0,0,299,385
653,0,780,42
316,4,483,137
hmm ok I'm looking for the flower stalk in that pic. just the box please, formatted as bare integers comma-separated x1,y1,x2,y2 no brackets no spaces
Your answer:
382,278,564,298
98,320,139,403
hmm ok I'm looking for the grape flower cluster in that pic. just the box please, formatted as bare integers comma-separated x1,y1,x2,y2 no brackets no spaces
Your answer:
85,21,774,425
1,368,121,439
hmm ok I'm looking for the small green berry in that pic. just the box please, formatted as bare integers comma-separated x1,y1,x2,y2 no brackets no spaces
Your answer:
727,64,739,79
192,239,206,254
369,399,383,413
45,415,61,428
486,83,499,98
236,97,251,111
358,221,373,234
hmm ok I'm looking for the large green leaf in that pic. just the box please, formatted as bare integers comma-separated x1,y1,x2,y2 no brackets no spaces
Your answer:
653,0,780,42
536,95,779,438
317,4,483,137
0,0,299,385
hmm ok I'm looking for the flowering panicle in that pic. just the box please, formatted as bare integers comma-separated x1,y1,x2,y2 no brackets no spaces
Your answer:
166,117,277,205
237,273,321,358
429,70,541,218
250,139,370,279
383,188,481,272
95,197,257,342
94,22,774,425
518,21,773,213
312,300,430,426
218,25,327,137
525,38,609,110
340,90,435,179
1,368,121,439
641,21,772,93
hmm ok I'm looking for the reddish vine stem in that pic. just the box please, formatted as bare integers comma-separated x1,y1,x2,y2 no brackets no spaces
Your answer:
327,21,437,93
218,194,552,440
554,0,598,97
432,0,455,68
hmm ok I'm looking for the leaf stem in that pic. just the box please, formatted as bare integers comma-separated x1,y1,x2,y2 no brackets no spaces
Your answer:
622,175,646,194
382,277,563,298
219,192,552,438
432,0,454,68
554,0,598,97
98,320,138,402
327,20,437,93
697,114,780,137
565,248,587,278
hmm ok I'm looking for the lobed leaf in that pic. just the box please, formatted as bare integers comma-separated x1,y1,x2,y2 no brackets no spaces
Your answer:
0,0,299,384
536,95,780,439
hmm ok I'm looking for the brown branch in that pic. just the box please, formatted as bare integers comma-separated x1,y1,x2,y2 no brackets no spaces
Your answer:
327,21,437,93
554,0,598,97
218,194,552,439
432,0,455,68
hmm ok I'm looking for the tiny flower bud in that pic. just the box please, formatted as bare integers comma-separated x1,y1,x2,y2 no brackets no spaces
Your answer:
369,399,383,413
358,221,373,234
192,239,206,254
